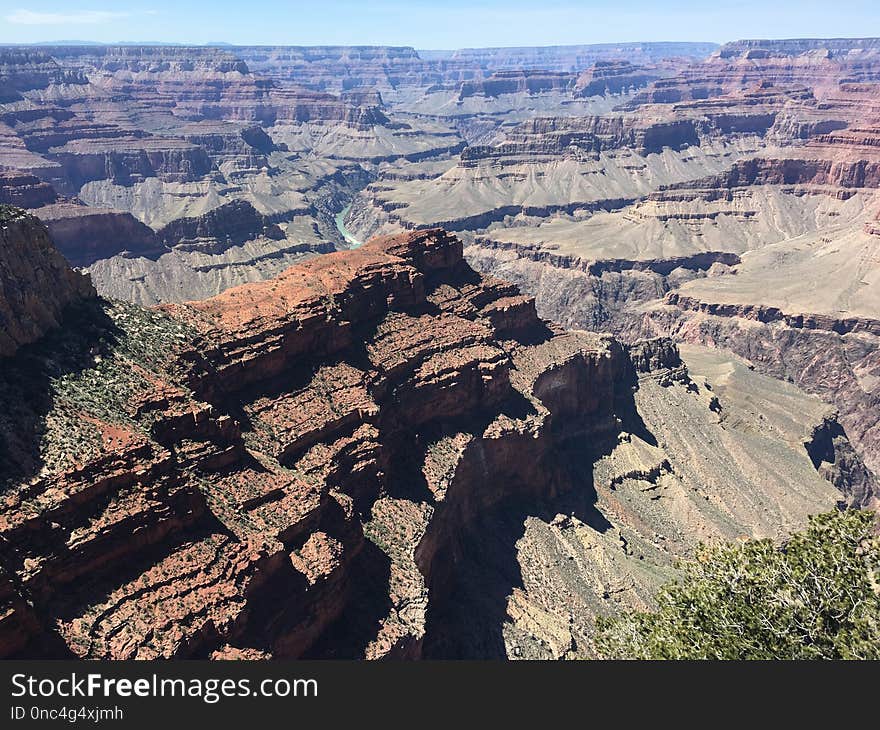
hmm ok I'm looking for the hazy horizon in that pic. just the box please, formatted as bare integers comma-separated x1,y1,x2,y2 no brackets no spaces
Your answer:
5,37,880,52
1,39,726,50
2,1,879,48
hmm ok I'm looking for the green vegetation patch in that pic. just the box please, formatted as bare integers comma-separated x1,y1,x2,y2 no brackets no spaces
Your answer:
0,299,198,486
595,509,880,659
0,204,27,223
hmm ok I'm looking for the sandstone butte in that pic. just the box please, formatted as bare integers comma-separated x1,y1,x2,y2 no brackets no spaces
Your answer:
0,210,861,659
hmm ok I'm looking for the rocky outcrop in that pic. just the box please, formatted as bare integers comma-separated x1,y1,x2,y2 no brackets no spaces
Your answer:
1,109,142,157
177,123,276,174
0,225,575,659
0,207,94,357
804,414,877,508
573,62,656,98
462,83,833,164
466,239,737,332
0,224,846,659
0,171,57,208
677,155,880,191
49,138,215,188
35,203,164,267
467,227,880,497
626,337,684,374
637,298,880,496
473,237,740,277
461,115,702,161
156,200,284,251
458,71,575,99
663,293,880,337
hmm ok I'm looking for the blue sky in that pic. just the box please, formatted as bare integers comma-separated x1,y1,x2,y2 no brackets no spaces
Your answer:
1,1,879,48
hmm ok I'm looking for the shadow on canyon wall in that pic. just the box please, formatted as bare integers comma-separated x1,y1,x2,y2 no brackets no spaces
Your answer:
417,380,646,660
0,299,121,491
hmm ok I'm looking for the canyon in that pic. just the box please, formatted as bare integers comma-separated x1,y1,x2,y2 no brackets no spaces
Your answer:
1,37,879,659
340,39,880,493
0,217,852,659
0,42,712,303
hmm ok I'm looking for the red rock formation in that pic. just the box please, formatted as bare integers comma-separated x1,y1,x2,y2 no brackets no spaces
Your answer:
0,45,387,197
0,222,643,659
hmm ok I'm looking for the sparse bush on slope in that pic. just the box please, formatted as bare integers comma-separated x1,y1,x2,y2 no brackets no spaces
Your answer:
595,510,880,659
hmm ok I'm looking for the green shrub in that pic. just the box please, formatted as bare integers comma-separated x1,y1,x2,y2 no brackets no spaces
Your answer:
595,510,880,659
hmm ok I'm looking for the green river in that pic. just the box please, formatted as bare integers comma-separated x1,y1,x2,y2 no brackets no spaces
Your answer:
334,205,362,248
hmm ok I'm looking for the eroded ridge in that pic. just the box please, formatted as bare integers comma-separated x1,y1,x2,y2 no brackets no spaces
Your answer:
0,225,851,659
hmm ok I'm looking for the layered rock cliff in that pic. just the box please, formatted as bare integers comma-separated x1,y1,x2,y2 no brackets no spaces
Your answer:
234,43,714,94
0,208,94,357
0,221,850,659
156,200,284,251
2,37,879,658
0,44,408,304
37,203,165,267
